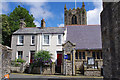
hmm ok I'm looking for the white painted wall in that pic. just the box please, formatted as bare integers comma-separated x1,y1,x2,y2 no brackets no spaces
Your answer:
11,28,67,63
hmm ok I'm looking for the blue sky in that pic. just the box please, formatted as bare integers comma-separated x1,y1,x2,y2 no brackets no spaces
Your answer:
1,0,103,27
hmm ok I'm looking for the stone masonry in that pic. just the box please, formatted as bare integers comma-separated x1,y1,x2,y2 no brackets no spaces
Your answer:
0,44,12,79
101,2,120,80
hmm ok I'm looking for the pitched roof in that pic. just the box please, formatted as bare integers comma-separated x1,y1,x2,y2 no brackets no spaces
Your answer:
66,25,102,50
13,27,65,34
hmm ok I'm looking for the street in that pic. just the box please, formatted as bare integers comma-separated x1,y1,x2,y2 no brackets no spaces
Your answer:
10,73,103,80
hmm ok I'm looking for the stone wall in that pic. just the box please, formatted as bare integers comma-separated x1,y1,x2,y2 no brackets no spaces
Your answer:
101,2,120,80
66,62,72,75
30,63,55,75
84,69,101,76
0,44,12,79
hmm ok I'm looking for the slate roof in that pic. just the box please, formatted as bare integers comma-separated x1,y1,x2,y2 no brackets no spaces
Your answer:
13,27,65,35
66,25,102,50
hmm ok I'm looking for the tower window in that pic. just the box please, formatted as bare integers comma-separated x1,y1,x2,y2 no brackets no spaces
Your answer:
72,15,77,24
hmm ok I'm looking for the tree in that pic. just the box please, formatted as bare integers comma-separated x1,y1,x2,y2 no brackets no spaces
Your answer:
1,5,36,46
32,50,52,74
1,14,11,46
8,5,36,33
33,50,52,66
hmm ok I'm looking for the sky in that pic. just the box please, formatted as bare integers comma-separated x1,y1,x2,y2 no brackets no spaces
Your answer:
1,0,103,27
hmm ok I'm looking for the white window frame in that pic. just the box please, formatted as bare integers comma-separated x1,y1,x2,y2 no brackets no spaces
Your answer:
57,34,62,45
31,35,35,45
43,34,50,45
18,35,24,45
17,51,23,59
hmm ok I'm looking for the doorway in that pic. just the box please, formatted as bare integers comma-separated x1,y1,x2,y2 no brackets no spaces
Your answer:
56,51,63,73
30,51,35,63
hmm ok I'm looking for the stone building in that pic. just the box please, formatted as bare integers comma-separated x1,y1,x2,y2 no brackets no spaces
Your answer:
64,2,87,26
11,2,103,76
61,2,103,76
0,44,12,79
101,1,120,80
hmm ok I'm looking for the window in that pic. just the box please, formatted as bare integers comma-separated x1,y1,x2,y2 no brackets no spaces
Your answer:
92,52,96,59
97,52,100,59
18,51,23,59
18,35,24,45
75,52,78,59
31,35,35,45
72,15,77,24
79,52,82,59
58,35,62,44
83,52,85,59
101,52,102,59
67,54,71,60
44,35,49,45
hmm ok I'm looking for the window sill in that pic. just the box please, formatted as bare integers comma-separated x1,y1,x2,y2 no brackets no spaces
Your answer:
57,44,62,46
30,44,35,46
17,44,24,46
42,44,50,46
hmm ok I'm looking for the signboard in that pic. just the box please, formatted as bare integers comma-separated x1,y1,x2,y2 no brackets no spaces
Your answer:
64,55,68,59
88,57,94,65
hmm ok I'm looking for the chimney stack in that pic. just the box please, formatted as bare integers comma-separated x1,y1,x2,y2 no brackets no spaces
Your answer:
20,19,26,28
41,18,45,29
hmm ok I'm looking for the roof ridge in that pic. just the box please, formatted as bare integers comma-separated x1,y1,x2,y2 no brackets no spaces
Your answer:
66,25,100,26
44,27,65,28
24,27,38,28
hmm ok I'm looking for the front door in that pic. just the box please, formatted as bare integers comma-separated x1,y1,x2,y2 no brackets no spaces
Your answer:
56,51,63,73
30,51,35,63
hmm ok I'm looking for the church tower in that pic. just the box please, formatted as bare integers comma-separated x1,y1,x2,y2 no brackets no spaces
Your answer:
64,2,87,26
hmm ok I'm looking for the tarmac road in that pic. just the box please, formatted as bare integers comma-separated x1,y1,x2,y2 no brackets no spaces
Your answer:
10,73,103,80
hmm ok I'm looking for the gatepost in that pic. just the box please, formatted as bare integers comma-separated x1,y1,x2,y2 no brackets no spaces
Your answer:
62,41,76,76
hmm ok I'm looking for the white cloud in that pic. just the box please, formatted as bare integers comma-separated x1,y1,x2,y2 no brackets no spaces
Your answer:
24,1,53,20
57,24,64,27
87,0,103,25
0,2,9,14
34,20,40,27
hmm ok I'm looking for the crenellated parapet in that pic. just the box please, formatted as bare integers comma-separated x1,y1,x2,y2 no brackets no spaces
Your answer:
64,2,87,26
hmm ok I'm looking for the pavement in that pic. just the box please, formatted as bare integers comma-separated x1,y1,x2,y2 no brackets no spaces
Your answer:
10,73,103,80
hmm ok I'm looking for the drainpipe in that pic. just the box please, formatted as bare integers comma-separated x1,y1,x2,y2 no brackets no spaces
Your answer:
41,33,43,50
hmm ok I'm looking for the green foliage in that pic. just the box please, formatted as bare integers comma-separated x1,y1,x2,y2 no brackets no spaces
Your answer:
11,58,26,67
1,14,11,46
32,50,52,67
8,5,36,33
1,5,36,47
17,58,26,63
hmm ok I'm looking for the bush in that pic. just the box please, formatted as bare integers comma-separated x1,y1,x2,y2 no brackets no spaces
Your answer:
32,50,52,67
11,58,26,67
17,58,26,63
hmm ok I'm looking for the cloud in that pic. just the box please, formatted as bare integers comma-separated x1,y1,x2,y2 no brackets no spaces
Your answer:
0,2,9,14
57,24,64,27
23,1,53,27
34,20,40,27
87,0,103,25
24,1,53,20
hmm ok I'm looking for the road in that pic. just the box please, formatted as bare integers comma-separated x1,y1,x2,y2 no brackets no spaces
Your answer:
10,73,103,80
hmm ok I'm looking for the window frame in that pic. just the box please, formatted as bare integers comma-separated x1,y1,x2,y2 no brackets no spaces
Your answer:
57,34,62,45
43,34,50,45
17,51,23,59
31,35,35,45
18,35,24,45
